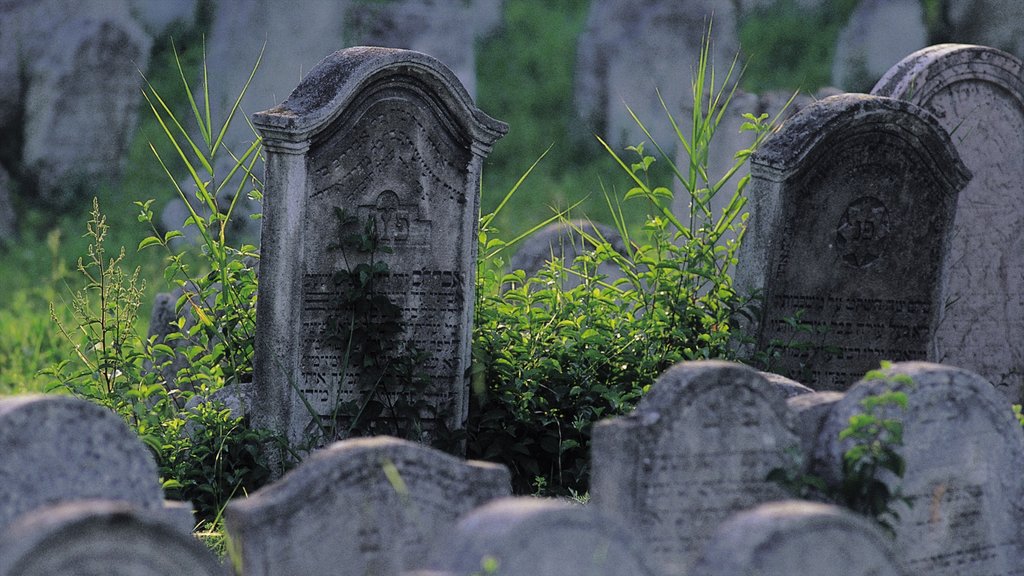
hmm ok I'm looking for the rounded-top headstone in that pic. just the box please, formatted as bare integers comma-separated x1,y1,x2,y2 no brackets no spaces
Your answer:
0,500,223,576
591,360,799,575
429,497,656,576
225,436,511,576
816,362,1024,575
691,500,905,576
873,44,1024,404
0,395,164,533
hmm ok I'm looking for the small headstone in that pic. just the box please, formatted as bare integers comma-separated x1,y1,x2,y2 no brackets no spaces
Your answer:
250,47,506,450
734,94,971,390
224,436,511,576
691,500,904,576
0,501,222,576
590,360,798,575
428,497,656,576
872,44,1024,403
759,370,814,400
816,362,1024,575
0,395,190,534
831,0,927,91
787,391,844,458
507,220,628,288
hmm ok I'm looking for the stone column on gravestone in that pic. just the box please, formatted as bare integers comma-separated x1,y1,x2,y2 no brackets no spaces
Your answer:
250,47,506,454
224,436,511,576
872,44,1024,404
734,94,971,390
815,362,1024,576
690,501,906,576
0,501,222,576
590,360,799,576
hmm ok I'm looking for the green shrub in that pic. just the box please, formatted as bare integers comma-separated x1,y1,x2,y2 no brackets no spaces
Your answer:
468,33,780,495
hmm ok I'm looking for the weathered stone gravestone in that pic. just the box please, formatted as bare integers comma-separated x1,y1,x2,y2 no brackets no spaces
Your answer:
427,497,656,576
224,436,511,576
590,360,798,575
251,47,506,449
0,501,222,576
872,44,1024,403
691,501,905,576
734,94,971,390
815,362,1024,575
0,395,191,534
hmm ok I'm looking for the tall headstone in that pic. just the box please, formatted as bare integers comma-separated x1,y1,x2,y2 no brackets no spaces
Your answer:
590,360,798,575
816,362,1024,575
691,501,905,576
0,395,190,534
427,498,656,576
734,94,971,390
0,501,222,576
224,436,511,576
872,44,1024,403
251,47,506,450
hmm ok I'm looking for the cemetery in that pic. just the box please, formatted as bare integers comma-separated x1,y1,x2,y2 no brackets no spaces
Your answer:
3,1,1024,575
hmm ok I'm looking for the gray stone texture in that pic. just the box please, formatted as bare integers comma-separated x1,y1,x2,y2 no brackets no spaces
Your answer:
831,0,928,92
590,360,798,575
691,500,905,576
735,94,970,390
758,370,814,400
0,0,152,206
0,500,223,576
0,395,178,533
224,436,511,576
507,220,627,288
250,47,505,450
574,0,739,150
787,390,844,458
944,0,1024,60
428,497,656,576
872,44,1024,404
816,362,1024,575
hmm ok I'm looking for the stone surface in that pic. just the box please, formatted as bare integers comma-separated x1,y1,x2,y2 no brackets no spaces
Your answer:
251,47,505,450
691,500,905,576
734,94,970,390
944,0,1024,60
507,220,627,288
574,0,739,150
590,360,798,575
17,3,151,206
0,500,222,576
759,370,814,400
787,391,844,458
872,44,1024,404
428,497,656,576
816,362,1024,575
831,0,927,92
0,395,184,533
225,436,511,576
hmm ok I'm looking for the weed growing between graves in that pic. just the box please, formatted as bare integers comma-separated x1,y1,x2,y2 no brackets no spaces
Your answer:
44,47,278,528
770,361,911,535
469,30,783,495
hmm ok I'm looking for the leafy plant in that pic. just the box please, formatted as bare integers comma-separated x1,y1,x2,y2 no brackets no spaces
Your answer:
468,28,779,495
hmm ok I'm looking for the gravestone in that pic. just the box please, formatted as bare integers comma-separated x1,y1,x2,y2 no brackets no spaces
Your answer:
224,436,511,576
590,360,798,575
427,497,656,576
691,501,905,576
787,391,844,458
0,501,222,576
734,94,971,390
0,395,191,534
251,47,506,450
872,44,1024,403
831,0,927,92
943,0,1024,60
816,362,1024,575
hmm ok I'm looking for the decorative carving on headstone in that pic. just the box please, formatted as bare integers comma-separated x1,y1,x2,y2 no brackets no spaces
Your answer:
250,47,506,451
735,94,971,390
